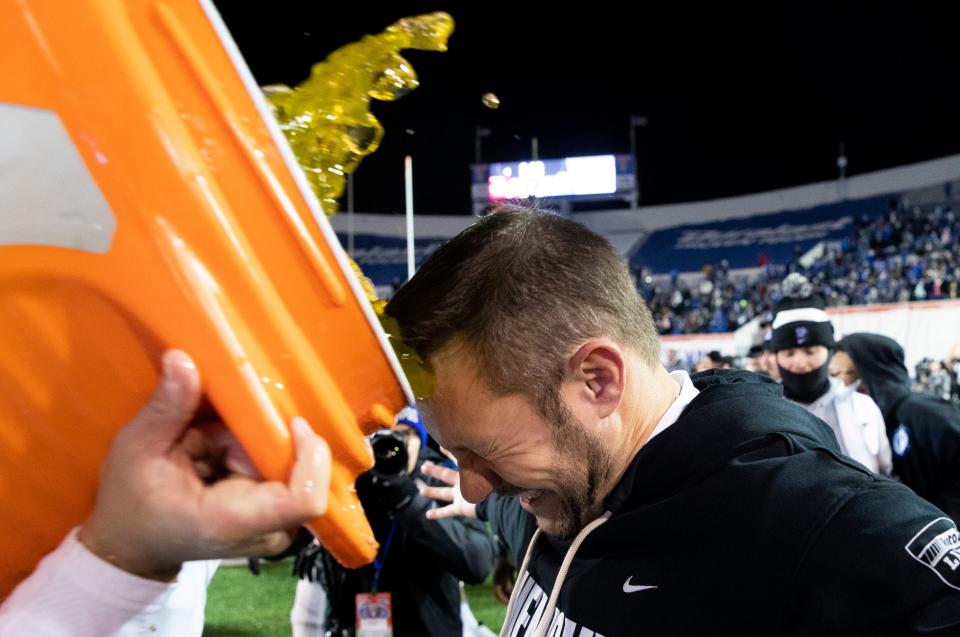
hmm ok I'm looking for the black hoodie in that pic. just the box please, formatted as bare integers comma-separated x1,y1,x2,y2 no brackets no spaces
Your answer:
840,333,960,524
478,370,960,636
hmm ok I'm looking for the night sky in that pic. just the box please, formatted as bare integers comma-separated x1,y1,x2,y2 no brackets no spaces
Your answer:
214,1,960,215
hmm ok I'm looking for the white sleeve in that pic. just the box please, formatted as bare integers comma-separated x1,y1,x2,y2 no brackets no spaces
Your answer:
0,528,218,637
290,577,328,637
856,393,893,476
874,417,894,477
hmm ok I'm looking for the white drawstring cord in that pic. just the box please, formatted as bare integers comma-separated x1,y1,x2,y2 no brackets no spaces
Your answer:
499,527,541,637
498,512,612,637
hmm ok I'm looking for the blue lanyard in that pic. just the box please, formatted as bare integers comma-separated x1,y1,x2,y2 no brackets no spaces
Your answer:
371,521,398,594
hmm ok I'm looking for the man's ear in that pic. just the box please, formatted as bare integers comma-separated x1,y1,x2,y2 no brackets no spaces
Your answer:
564,340,626,420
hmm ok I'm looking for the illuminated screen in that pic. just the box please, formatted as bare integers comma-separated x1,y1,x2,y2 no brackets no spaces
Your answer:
487,155,617,200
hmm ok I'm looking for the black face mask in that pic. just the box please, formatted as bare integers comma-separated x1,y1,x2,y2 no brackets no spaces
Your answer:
780,363,832,404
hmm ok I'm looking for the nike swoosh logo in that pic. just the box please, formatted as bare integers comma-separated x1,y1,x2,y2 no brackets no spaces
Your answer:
623,577,658,593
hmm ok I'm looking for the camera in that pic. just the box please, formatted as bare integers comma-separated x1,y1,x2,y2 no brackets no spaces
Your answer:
369,429,409,478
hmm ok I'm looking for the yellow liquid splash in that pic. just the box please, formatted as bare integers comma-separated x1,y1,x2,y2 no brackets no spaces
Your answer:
263,12,454,216
262,14,450,399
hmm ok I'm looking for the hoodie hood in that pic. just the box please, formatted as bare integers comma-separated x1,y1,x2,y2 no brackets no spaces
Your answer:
603,369,841,514
837,333,912,424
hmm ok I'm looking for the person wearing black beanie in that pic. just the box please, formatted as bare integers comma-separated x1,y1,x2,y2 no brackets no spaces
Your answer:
839,332,960,525
771,274,891,474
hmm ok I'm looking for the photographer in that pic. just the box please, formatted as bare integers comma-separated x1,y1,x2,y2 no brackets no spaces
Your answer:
290,408,496,637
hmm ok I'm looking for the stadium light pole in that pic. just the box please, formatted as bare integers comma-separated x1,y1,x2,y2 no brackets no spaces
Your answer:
629,114,648,208
837,139,848,179
346,172,355,256
511,132,539,161
475,126,492,164
837,139,848,200
404,155,415,281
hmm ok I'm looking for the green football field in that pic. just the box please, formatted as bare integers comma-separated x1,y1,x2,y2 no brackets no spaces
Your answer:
204,560,506,636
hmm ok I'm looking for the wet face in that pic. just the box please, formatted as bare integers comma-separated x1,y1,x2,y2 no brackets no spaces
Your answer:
418,348,614,538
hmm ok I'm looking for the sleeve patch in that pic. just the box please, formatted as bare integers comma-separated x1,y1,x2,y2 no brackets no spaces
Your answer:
906,517,960,591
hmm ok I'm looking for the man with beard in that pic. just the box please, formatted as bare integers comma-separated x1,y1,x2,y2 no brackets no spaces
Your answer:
768,274,891,474
4,210,960,636
385,209,960,636
838,332,960,525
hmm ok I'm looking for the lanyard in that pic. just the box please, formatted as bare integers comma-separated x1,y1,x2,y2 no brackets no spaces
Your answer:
370,521,398,594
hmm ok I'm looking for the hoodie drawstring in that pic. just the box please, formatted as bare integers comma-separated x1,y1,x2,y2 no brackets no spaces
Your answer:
499,512,611,637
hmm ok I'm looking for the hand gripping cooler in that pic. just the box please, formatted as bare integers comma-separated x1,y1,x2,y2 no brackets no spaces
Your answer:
0,0,413,595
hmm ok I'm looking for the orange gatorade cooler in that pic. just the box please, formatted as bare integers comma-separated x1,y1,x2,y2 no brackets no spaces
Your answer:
0,0,413,595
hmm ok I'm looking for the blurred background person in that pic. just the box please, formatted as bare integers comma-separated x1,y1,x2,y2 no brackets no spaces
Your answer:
771,275,891,474
289,407,496,637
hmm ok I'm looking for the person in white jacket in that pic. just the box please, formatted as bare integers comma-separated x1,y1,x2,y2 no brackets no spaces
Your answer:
771,274,892,474
0,350,332,636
